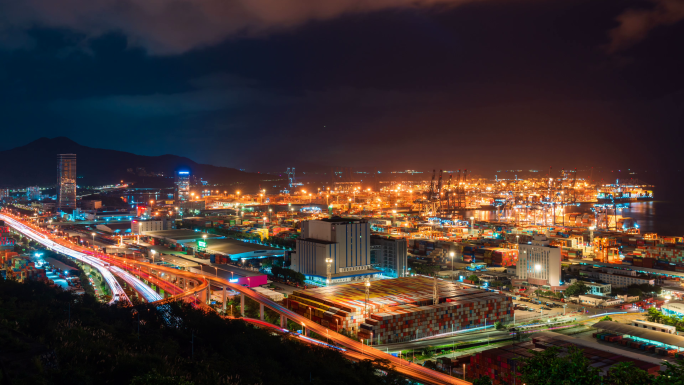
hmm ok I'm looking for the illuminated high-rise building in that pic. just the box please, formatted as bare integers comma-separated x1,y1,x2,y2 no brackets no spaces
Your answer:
57,154,77,211
175,170,190,202
26,186,41,200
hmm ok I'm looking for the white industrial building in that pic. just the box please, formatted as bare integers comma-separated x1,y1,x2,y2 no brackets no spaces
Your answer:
578,294,621,307
597,272,654,288
516,235,562,287
132,219,170,234
662,301,684,318
291,217,380,284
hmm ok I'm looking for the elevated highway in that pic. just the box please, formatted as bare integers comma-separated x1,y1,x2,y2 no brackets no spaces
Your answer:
2,211,468,385
1,213,129,304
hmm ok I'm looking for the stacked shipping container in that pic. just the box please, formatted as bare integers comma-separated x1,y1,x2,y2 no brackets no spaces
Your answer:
287,277,512,343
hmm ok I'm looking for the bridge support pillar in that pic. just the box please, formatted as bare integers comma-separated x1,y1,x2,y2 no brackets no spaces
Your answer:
240,293,245,317
222,286,227,314
205,287,210,304
260,303,264,321
280,315,286,328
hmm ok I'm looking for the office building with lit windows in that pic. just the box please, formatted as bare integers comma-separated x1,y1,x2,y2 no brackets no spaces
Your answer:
57,154,77,211
515,234,562,287
175,170,190,203
26,186,41,200
371,235,408,278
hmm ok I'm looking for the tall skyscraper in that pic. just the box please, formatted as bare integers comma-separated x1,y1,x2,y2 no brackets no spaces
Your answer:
26,186,41,200
175,170,190,202
57,154,77,211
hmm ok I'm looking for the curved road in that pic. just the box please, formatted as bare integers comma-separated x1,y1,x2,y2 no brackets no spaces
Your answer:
2,213,129,304
3,212,468,385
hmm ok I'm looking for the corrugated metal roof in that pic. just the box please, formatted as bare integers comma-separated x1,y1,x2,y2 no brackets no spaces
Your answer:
593,320,684,348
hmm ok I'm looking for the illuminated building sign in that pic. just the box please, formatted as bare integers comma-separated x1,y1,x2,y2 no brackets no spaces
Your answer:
197,240,207,250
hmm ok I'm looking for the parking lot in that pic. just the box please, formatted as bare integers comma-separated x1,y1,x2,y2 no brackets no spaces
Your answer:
512,297,583,323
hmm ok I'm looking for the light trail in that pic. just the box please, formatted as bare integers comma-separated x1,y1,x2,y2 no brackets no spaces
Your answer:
1,213,129,305
201,274,470,385
110,266,162,302
2,212,464,385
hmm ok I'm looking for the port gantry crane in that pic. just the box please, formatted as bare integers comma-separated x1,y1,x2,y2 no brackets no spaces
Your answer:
418,169,469,219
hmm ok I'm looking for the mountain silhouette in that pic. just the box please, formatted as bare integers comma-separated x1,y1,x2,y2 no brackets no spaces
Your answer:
0,137,267,188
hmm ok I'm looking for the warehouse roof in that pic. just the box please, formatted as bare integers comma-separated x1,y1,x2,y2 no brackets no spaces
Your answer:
593,320,684,348
201,238,280,255
143,229,224,242
319,216,366,224
293,276,503,314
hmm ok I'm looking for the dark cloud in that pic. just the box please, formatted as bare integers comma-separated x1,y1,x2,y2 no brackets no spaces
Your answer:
0,0,682,175
608,0,684,53
0,0,480,54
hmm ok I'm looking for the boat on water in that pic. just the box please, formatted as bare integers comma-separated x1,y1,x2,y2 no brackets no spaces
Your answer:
597,180,654,204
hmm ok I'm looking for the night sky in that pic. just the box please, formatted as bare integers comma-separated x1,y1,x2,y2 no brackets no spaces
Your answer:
1,0,682,173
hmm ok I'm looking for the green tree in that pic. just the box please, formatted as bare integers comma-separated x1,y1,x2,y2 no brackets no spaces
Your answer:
467,274,480,284
369,359,411,385
564,281,589,297
646,307,661,323
518,346,601,385
0,278,412,385
627,287,643,298
472,376,493,385
600,315,613,321
607,362,653,385
130,372,194,385
654,358,684,385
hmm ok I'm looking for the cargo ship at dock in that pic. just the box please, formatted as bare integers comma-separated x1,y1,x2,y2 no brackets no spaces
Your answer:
596,191,654,204
597,180,654,204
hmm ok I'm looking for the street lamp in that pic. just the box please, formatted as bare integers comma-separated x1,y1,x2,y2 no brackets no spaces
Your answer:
91,232,96,248
325,257,333,285
364,278,371,317
450,251,455,282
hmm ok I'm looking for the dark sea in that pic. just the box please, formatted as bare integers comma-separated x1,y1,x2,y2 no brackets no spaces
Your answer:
618,201,684,236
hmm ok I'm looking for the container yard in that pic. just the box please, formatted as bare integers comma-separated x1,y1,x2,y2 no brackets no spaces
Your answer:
287,276,512,343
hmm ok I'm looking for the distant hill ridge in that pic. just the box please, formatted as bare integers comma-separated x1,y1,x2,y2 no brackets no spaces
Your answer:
0,137,265,187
